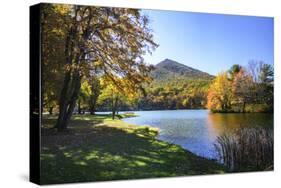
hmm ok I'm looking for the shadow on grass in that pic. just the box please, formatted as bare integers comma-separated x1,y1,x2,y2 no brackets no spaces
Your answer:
41,114,110,136
40,115,225,185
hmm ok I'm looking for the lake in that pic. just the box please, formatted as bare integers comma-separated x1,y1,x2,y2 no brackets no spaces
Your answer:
122,110,273,160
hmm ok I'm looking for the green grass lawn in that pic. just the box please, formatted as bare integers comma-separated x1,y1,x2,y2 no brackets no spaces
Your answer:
41,114,225,184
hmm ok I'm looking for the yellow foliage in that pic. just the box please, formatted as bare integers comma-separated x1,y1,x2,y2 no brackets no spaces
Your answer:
53,4,71,15
207,72,233,111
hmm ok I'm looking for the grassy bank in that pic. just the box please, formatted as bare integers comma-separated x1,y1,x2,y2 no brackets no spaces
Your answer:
41,114,225,184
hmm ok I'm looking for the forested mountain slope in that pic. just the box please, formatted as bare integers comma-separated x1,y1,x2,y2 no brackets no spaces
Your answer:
135,59,214,110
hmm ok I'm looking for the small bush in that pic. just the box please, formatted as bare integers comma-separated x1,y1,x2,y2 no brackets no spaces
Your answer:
214,128,273,171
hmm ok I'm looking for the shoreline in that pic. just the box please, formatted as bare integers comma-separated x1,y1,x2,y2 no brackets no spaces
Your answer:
120,113,220,161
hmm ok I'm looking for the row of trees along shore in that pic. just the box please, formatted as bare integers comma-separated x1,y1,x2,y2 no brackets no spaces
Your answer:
207,61,273,113
42,5,273,132
45,60,273,116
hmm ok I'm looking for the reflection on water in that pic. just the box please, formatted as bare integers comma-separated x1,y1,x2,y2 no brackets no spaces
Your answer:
123,110,273,159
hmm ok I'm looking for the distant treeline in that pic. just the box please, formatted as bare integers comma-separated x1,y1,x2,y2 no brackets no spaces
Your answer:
96,79,211,111
82,80,210,112
44,61,273,116
96,61,273,113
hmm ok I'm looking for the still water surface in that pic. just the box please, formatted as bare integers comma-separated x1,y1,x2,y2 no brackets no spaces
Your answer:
122,110,273,159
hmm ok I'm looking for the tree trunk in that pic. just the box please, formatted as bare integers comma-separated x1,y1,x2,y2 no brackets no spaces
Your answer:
90,106,95,115
89,96,97,115
89,80,100,115
55,17,81,131
112,98,116,120
112,95,119,120
55,70,71,130
56,69,81,131
48,107,53,115
112,110,116,120
242,102,246,113
78,99,82,114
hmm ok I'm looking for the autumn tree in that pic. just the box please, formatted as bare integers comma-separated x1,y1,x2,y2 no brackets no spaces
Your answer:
99,76,145,119
88,76,101,115
99,83,120,120
207,72,233,112
77,80,91,114
207,62,273,113
41,4,157,130
232,68,254,112
228,64,242,81
41,4,66,114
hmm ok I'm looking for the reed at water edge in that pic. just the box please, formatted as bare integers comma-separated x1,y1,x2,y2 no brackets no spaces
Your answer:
214,127,273,171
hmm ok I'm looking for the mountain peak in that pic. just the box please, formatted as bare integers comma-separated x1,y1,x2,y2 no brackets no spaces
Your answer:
157,58,181,66
152,58,214,80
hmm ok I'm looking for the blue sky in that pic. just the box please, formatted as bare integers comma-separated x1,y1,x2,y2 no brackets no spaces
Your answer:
142,10,274,75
